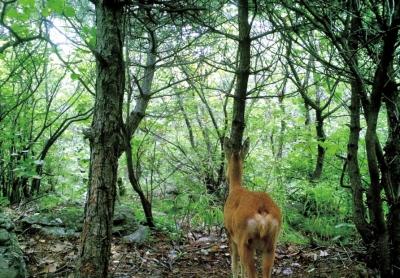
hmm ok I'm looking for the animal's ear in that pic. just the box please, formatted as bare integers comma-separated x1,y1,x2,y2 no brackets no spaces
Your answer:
240,137,250,159
223,137,232,158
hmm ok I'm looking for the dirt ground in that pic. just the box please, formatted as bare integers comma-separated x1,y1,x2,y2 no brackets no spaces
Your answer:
20,229,375,277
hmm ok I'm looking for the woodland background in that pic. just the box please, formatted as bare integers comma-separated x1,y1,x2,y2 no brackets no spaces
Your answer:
0,0,399,277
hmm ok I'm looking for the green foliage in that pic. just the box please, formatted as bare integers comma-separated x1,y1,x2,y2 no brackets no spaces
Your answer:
38,195,61,212
0,0,381,254
283,178,356,244
0,197,10,208
280,223,308,244
60,206,84,231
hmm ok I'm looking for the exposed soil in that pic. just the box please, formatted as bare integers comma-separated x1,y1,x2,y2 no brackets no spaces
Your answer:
20,229,375,277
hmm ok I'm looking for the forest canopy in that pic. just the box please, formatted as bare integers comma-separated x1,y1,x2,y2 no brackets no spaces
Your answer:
0,0,399,277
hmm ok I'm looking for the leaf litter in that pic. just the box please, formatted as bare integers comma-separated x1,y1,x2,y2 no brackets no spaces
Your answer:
19,229,378,277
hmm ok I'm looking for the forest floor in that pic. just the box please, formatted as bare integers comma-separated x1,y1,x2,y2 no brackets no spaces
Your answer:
21,228,375,278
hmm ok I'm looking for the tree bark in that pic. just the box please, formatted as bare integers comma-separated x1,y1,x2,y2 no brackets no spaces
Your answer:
230,0,250,149
122,23,156,228
78,1,125,277
363,15,399,277
311,109,326,180
124,132,154,227
347,72,373,244
385,78,400,276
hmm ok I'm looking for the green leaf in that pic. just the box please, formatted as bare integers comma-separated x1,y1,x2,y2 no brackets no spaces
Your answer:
88,36,96,48
10,23,29,36
64,6,75,17
71,73,80,80
6,7,19,19
47,0,64,14
41,7,51,17
19,0,35,7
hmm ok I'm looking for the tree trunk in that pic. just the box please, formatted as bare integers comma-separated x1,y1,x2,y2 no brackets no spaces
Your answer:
347,74,373,244
277,89,286,159
384,64,400,277
311,109,325,180
31,164,42,196
124,132,154,227
31,110,92,195
10,178,20,204
78,1,125,277
365,100,391,276
123,25,156,228
230,0,250,149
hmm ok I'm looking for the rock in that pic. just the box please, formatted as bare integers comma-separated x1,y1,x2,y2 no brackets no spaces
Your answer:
38,227,78,238
282,267,293,276
26,223,78,239
20,211,83,236
112,205,137,236
0,215,15,231
19,205,138,238
113,205,135,225
0,213,27,278
0,228,10,245
59,208,84,232
122,225,150,244
0,249,27,278
20,214,63,228
165,184,179,196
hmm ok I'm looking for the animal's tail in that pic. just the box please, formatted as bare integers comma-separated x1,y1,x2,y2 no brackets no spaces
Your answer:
256,213,279,239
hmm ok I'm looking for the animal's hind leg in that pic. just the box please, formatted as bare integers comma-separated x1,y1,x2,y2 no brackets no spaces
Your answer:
261,250,275,278
230,239,239,278
238,242,256,278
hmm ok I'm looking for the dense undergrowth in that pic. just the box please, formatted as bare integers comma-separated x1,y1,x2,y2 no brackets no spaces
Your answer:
21,175,358,249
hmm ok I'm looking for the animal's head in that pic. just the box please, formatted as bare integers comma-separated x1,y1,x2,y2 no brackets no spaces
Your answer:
223,137,250,161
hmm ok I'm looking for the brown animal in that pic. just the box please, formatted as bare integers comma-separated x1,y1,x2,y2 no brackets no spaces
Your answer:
223,137,281,278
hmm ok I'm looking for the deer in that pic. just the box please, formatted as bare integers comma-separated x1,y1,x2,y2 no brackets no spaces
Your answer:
223,137,282,278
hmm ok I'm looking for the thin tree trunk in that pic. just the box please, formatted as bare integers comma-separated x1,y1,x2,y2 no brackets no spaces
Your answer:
177,94,196,149
230,0,251,149
122,25,156,227
347,74,373,244
311,109,326,180
277,89,286,159
31,110,92,195
78,1,125,277
365,92,391,277
124,133,154,227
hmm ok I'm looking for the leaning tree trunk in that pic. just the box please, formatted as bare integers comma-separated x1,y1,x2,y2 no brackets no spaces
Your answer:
124,134,154,227
78,1,125,277
122,25,156,227
31,110,92,195
230,0,251,149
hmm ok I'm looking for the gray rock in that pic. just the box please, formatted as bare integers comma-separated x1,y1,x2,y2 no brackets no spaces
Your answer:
0,250,27,278
0,215,15,231
20,214,62,227
112,205,137,236
27,224,78,239
38,226,78,238
0,213,26,278
0,228,10,245
113,205,135,225
122,225,150,244
165,184,179,196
